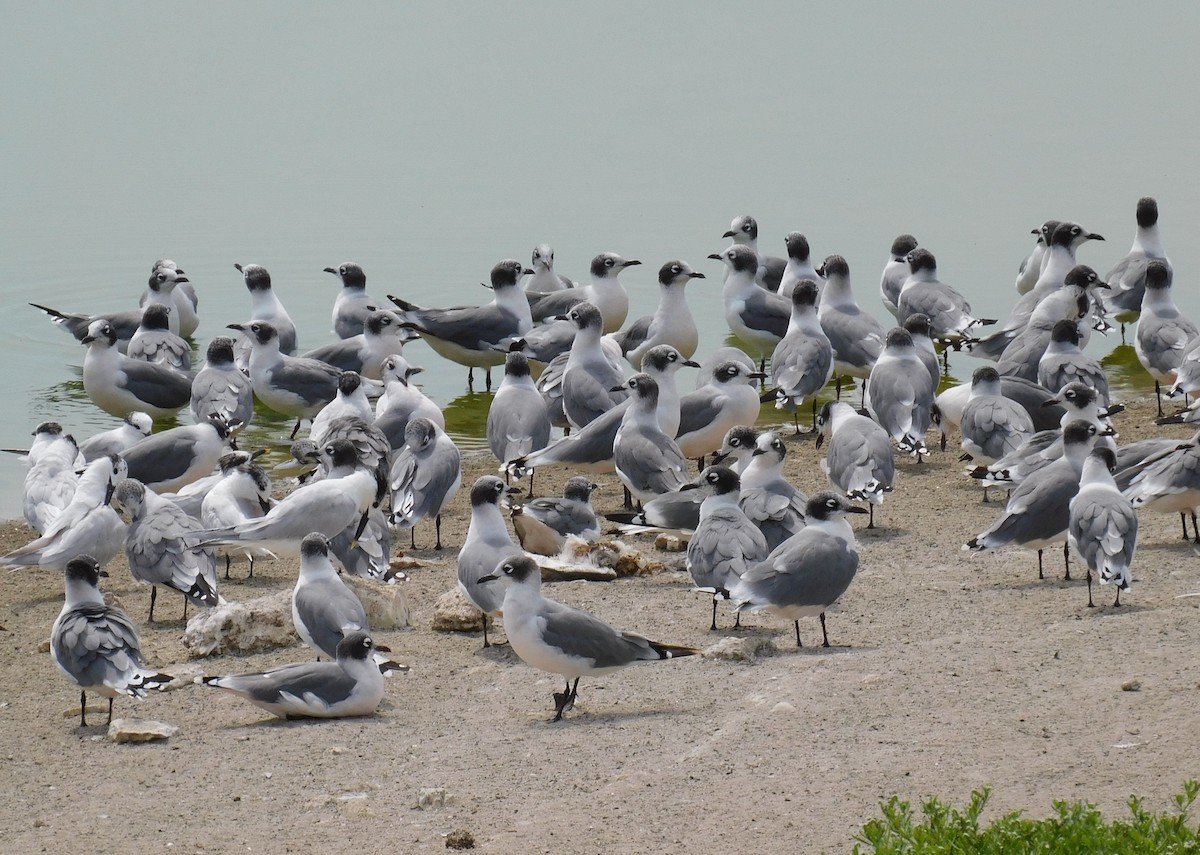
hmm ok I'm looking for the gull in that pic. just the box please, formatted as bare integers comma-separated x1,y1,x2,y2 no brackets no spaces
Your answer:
140,259,199,337
817,254,884,398
606,425,762,536
487,352,551,490
52,555,172,727
557,302,629,429
1038,319,1110,404
120,413,237,494
81,319,193,419
22,424,80,533
731,491,867,648
970,382,1114,488
390,258,534,390
964,420,1102,579
527,243,575,292
687,466,770,630
1124,429,1200,542
933,375,1065,445
777,232,825,299
694,346,757,390
511,476,601,556
190,336,255,429
675,360,765,463
458,476,524,647
959,366,1035,467
389,417,462,550
374,355,444,450
479,554,697,721
127,304,192,372
527,252,640,331
291,532,372,658
159,448,264,518
325,262,379,340
197,632,389,719
1104,196,1172,326
896,248,995,340
503,318,578,365
31,265,189,347
1014,221,1056,295
612,373,690,504
194,438,384,559
111,478,221,621
200,453,274,579
609,259,704,368
879,234,919,320
723,214,786,292
1134,260,1196,416
739,431,807,549
769,281,833,432
304,309,415,380
78,412,153,462
508,345,693,478
232,262,298,360
866,328,935,458
310,372,375,446
995,263,1110,382
2,454,128,571
1070,447,1137,608
711,244,789,365
229,320,341,438
817,401,895,528
969,222,1104,360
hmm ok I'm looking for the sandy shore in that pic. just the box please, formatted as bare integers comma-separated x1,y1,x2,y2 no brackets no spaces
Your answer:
2,394,1199,854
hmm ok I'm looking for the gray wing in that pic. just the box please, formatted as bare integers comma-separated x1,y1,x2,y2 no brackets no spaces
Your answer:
211,661,355,707
771,334,832,398
866,365,918,440
302,339,365,374
899,283,971,333
521,403,626,468
687,506,769,590
1038,354,1109,401
538,599,658,669
528,290,587,323
329,507,392,577
270,358,342,406
294,582,368,658
487,389,551,461
129,507,219,606
1139,315,1198,376
826,421,894,495
676,388,726,439
615,430,690,495
976,461,1076,547
996,325,1053,382
523,497,599,539
129,331,192,371
1070,490,1138,574
119,360,193,409
411,304,522,349
739,289,790,338
613,315,652,355
52,605,146,691
517,319,576,362
637,489,702,530
961,398,1032,461
122,433,200,487
821,309,884,370
191,365,254,425
739,483,807,551
392,445,461,526
734,530,859,611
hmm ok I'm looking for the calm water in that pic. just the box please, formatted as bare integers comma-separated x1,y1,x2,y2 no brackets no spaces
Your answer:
3,4,1197,519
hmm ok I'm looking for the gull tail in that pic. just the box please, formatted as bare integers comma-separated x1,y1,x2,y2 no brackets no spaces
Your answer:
127,670,174,697
646,640,699,660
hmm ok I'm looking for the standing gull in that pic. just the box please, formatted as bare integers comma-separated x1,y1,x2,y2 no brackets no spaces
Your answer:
866,328,935,458
190,336,255,429
527,243,575,292
81,319,192,419
326,262,379,340
200,453,274,579
817,401,895,528
731,492,867,648
1014,221,1058,295
390,258,534,390
52,555,172,727
879,234,919,321
738,431,808,549
1038,319,1110,404
526,252,639,331
487,352,551,491
511,476,601,556
1104,196,1172,326
712,244,790,366
1070,447,1137,608
120,414,237,494
769,281,833,432
609,260,704,367
612,374,691,505
78,412,153,462
232,262,298,359
959,367,1035,468
229,320,341,438
777,232,825,299
896,248,995,341
479,555,697,721
817,255,884,399
127,304,192,372
303,309,415,380
32,265,188,346
723,214,787,292
674,358,763,464
557,302,629,429
1134,260,1196,416
458,476,524,647
389,417,462,550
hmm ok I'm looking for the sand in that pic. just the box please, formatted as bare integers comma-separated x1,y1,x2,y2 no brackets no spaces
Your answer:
2,394,1199,854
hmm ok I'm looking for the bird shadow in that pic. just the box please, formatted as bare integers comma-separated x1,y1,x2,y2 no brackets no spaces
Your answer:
525,701,702,727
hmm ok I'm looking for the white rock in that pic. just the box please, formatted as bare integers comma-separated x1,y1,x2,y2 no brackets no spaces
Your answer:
344,575,410,629
182,590,296,657
701,636,776,662
108,718,177,743
431,589,485,633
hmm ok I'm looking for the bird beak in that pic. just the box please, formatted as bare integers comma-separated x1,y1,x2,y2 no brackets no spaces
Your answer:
589,482,599,491
104,482,116,505
1087,232,1105,241
682,359,701,368
814,433,825,449
722,230,736,239
621,259,642,268
234,263,244,273
480,281,493,290
504,486,524,496
1094,281,1111,289
478,573,498,584
609,384,627,393
323,267,338,275
710,450,730,465
373,643,392,653
1099,426,1117,436
1041,398,1060,407
748,372,767,380
751,447,766,456
846,505,870,514
175,275,189,284
689,272,706,280
81,335,95,344
226,323,246,331
706,253,723,261
522,267,535,276
552,314,570,322
98,569,110,578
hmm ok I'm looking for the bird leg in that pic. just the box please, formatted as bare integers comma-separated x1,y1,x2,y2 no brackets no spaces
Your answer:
695,455,705,472
290,418,302,440
485,368,493,392
794,620,803,648
552,677,580,721
1062,542,1071,580
1037,549,1044,580
248,555,255,579
106,697,114,725
733,610,741,629
835,375,843,401
410,528,417,549
527,471,536,497
1192,511,1200,544
1156,381,1164,418
224,554,231,580
481,613,491,648
467,367,475,389
710,598,719,632
434,514,444,551
819,612,831,648
811,398,819,433
1113,587,1122,608
623,486,633,510
1181,513,1189,540
792,411,801,436
148,585,158,622
867,505,875,529
1086,569,1094,608
182,597,189,621
79,690,88,728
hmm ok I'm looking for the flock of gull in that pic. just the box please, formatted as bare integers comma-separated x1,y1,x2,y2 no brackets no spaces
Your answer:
9,198,1194,726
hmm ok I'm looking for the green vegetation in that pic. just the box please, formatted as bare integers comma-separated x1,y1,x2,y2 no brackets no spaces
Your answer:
852,781,1200,854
